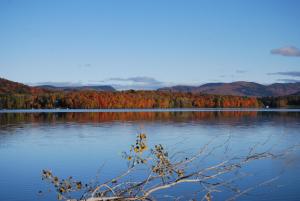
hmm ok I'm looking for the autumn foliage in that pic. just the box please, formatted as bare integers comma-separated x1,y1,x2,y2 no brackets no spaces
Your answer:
0,90,261,109
1,77,299,109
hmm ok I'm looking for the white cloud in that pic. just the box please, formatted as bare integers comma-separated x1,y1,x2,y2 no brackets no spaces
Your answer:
105,76,166,90
108,76,163,85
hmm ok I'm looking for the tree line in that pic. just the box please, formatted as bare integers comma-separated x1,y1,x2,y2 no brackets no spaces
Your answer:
259,95,300,108
0,90,261,109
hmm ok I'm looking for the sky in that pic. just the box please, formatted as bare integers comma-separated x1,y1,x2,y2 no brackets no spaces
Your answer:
0,0,300,89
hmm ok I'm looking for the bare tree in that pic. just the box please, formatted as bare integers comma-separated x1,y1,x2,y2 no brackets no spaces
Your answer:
41,133,298,201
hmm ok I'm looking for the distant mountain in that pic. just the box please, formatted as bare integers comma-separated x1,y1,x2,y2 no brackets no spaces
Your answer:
0,78,116,94
0,78,46,94
267,83,300,96
291,91,300,96
1,78,299,97
158,81,300,97
37,85,116,92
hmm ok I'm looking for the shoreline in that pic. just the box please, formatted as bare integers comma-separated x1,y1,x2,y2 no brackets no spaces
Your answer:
1,108,300,113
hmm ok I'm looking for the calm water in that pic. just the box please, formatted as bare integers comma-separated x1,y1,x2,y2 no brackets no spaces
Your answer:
0,110,300,201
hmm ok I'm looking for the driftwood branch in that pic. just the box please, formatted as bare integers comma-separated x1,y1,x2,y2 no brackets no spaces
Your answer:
41,133,298,201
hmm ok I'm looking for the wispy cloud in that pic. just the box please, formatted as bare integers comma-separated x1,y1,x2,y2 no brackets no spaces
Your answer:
78,63,92,68
270,46,300,57
276,78,300,83
268,71,300,77
235,70,247,74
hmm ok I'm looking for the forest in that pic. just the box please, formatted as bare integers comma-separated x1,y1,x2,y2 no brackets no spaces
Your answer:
1,90,300,109
259,95,300,108
0,90,261,109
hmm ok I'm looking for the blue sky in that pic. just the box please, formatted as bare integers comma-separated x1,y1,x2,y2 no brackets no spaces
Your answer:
0,0,300,89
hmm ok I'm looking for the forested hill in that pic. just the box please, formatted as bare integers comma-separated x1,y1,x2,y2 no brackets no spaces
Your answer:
0,78,299,109
0,78,47,94
158,81,300,97
0,78,116,94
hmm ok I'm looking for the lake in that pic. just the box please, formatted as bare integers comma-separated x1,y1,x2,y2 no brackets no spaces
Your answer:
0,109,300,201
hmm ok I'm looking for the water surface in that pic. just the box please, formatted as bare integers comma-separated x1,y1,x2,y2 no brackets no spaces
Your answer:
0,110,299,201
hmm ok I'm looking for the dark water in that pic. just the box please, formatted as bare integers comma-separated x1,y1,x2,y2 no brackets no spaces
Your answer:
0,110,300,201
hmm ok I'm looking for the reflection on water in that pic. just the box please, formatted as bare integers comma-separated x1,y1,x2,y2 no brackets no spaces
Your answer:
1,111,300,125
0,111,299,201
